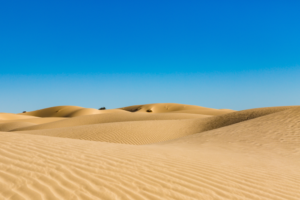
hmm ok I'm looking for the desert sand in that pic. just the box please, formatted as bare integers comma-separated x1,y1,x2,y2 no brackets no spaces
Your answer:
0,103,299,200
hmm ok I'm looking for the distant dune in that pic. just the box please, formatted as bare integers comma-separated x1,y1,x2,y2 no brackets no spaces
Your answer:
0,103,299,199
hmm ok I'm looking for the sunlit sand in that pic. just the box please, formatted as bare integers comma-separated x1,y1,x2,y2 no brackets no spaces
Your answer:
0,103,299,199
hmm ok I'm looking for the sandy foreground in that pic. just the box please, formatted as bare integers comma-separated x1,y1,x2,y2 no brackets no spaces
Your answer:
0,103,299,200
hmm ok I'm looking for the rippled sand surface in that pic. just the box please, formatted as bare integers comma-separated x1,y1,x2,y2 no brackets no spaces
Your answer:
0,103,299,199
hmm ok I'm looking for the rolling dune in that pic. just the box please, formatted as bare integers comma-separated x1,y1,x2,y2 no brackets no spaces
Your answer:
19,106,127,118
0,103,299,199
120,103,235,115
12,112,210,132
0,113,37,121
0,122,37,132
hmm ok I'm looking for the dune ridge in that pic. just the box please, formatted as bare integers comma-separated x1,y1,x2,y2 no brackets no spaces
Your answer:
120,103,235,115
0,103,299,199
19,106,127,118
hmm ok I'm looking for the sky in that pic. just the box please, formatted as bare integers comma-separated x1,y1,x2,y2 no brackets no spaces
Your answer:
0,0,299,113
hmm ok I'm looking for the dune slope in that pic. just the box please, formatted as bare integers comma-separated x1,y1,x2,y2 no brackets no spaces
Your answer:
11,105,298,145
0,113,37,120
12,112,209,132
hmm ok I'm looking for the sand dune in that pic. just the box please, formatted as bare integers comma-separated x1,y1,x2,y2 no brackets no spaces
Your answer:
0,117,67,131
12,119,207,144
0,117,66,125
0,103,299,199
19,106,127,118
120,103,235,115
0,113,37,120
12,112,209,132
0,121,37,132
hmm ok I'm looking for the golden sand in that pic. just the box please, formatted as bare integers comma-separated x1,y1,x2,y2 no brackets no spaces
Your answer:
0,103,299,199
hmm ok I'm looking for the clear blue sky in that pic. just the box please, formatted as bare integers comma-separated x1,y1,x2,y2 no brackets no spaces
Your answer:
1,0,299,113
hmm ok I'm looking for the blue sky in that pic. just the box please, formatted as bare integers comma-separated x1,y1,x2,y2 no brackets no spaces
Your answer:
1,0,299,113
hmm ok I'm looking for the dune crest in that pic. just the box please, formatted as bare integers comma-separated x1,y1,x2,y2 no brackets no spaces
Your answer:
120,103,235,115
19,105,127,118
